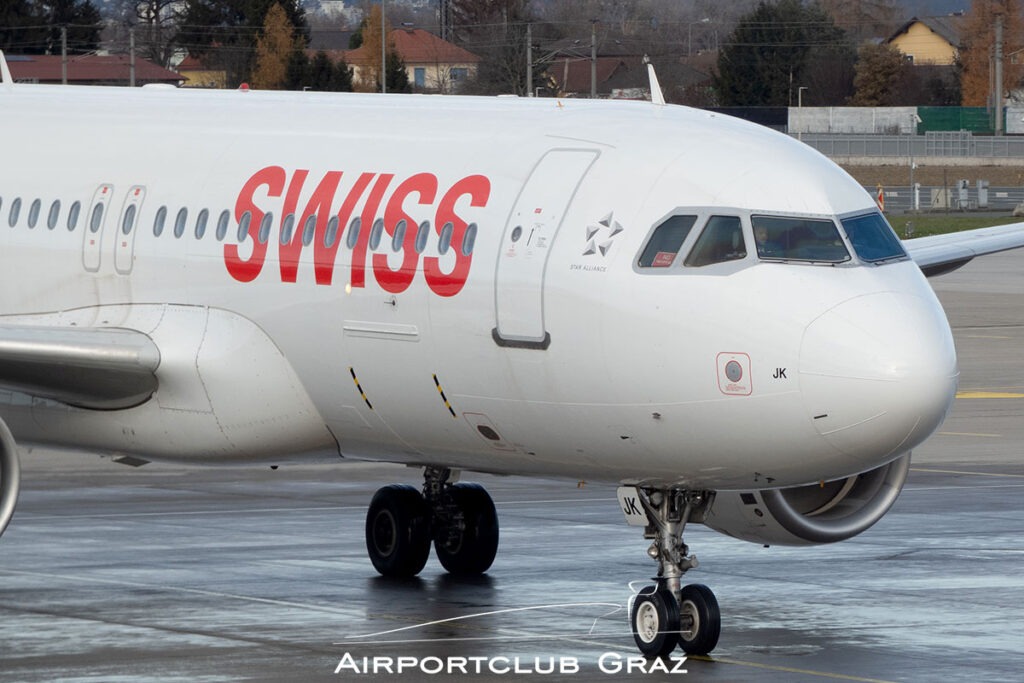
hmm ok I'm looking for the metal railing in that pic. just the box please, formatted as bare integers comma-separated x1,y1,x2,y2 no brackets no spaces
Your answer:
796,132,1024,158
865,185,1024,212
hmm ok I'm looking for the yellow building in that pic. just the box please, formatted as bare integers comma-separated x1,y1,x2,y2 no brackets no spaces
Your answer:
888,15,964,66
177,55,228,89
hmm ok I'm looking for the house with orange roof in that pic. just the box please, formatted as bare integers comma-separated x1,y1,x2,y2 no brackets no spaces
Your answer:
344,28,481,93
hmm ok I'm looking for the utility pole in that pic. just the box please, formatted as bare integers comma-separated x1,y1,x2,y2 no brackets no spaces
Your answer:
129,27,136,87
61,26,67,85
381,0,387,94
439,0,450,42
590,20,597,99
526,23,532,97
995,14,1004,135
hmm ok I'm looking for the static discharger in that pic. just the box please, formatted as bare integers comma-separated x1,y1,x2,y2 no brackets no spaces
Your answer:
349,367,373,410
432,374,457,418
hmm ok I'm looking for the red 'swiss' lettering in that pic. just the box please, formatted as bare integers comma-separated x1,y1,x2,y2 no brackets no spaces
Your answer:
224,166,286,283
375,173,438,293
425,175,491,297
224,167,490,297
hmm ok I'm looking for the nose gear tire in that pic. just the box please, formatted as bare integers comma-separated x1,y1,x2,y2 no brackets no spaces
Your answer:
677,583,720,655
630,585,681,657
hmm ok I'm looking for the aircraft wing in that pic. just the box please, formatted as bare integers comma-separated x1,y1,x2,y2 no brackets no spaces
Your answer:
904,222,1024,277
0,325,160,410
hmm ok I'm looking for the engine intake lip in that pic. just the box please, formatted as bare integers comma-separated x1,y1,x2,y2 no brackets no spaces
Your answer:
760,453,910,544
0,419,20,538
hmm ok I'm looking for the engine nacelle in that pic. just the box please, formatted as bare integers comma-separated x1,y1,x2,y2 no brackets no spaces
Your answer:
702,454,910,546
0,418,19,538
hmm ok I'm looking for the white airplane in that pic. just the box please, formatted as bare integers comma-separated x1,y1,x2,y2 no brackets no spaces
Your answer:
1,52,1023,658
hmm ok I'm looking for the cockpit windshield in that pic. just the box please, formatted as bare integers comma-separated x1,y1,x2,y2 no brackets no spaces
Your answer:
840,212,907,262
751,216,850,263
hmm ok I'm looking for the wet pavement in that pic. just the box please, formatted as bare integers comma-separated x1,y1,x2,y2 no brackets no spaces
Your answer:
0,251,1022,682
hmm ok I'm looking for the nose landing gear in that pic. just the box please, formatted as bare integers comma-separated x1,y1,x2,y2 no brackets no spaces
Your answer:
364,467,499,577
627,488,720,656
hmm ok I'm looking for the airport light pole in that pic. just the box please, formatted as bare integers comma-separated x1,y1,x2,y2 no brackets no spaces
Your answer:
381,0,387,94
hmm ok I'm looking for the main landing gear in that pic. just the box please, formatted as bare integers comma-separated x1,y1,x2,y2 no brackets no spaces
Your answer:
629,488,721,657
365,467,499,577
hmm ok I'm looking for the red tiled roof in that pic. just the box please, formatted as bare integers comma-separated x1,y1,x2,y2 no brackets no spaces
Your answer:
550,56,632,93
5,54,182,84
346,28,480,66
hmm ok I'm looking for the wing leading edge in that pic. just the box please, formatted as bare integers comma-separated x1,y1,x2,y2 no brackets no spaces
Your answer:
904,222,1024,277
0,325,160,410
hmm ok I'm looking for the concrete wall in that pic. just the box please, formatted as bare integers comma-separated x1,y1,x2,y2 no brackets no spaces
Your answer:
789,107,918,134
1006,107,1024,135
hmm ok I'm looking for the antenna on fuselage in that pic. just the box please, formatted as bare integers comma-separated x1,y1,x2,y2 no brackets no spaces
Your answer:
643,55,665,106
0,51,14,91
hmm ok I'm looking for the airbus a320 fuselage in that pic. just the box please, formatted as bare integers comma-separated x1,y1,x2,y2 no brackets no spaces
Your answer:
1,65,1021,656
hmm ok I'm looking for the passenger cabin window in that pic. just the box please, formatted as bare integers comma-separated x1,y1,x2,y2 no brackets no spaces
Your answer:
67,201,81,231
257,212,273,244
173,208,187,238
325,216,339,247
236,211,252,241
438,222,454,255
346,217,360,249
280,214,295,245
8,198,20,227
153,206,167,236
414,221,430,254
368,219,384,250
216,210,230,241
751,216,850,263
638,215,698,267
302,215,316,246
122,205,137,234
89,203,104,233
195,209,209,239
47,200,60,230
462,223,478,256
684,216,746,267
392,219,407,251
27,199,41,228
841,213,907,262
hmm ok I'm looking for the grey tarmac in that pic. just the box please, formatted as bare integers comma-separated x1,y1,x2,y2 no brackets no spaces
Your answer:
0,250,1022,682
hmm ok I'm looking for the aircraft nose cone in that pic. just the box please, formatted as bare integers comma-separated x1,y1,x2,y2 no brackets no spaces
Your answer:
800,292,958,464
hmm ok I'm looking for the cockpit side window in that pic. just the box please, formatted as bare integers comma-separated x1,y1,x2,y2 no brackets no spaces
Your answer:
684,216,746,267
751,216,850,263
638,215,697,267
840,213,906,262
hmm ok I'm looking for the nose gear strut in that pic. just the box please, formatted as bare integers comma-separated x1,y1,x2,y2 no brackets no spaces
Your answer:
629,487,721,656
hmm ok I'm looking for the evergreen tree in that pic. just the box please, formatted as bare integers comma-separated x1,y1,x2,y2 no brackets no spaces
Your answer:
42,0,102,55
714,0,851,106
176,0,308,87
0,0,101,55
284,47,310,90
849,42,910,105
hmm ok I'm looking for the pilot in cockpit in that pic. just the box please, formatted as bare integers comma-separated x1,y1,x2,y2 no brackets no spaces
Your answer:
754,224,783,258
